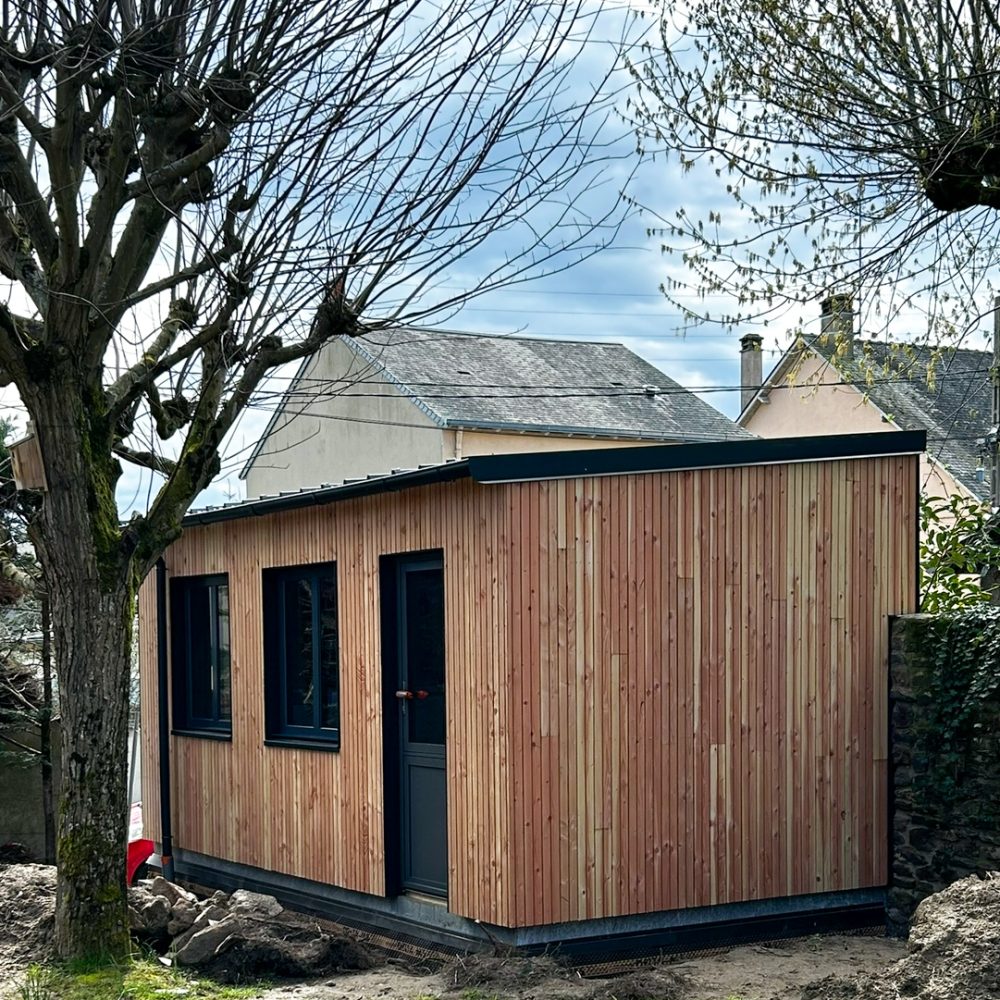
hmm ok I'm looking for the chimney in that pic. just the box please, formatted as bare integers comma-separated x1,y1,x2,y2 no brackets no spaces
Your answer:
740,332,763,411
820,293,855,357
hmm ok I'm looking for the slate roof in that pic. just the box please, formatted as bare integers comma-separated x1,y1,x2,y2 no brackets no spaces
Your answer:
810,337,991,499
241,327,750,479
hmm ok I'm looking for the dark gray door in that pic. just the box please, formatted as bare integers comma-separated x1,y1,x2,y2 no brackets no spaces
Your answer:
395,557,447,896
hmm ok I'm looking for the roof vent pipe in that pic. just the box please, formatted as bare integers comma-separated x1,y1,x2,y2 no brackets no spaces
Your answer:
820,293,855,358
739,333,763,412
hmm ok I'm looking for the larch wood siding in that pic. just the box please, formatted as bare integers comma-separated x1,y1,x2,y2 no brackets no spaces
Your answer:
140,479,514,925
140,453,917,929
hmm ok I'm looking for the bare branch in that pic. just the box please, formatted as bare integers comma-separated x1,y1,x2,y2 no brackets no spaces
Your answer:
632,0,1000,337
112,444,176,476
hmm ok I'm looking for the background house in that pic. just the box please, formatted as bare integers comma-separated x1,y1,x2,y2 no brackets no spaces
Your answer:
738,295,991,503
241,327,750,497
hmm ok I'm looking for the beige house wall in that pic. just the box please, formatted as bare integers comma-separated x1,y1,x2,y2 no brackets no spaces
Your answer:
244,339,445,498
741,352,972,505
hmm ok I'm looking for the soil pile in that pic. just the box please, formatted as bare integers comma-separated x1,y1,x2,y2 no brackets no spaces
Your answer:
446,953,570,992
587,967,689,1000
800,873,1000,1000
0,863,55,975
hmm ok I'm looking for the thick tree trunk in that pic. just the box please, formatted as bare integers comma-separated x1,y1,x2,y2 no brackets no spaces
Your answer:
28,375,136,961
47,578,133,959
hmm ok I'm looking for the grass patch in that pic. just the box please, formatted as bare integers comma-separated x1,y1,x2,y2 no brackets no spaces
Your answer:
12,958,264,1000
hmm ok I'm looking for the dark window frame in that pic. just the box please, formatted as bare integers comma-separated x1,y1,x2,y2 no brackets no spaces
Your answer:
262,562,341,749
170,573,232,737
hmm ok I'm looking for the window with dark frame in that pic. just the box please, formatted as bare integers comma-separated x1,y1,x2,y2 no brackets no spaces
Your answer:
263,563,340,747
170,574,232,735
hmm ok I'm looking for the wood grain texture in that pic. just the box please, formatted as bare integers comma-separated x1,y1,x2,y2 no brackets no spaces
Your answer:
139,453,917,929
504,455,917,925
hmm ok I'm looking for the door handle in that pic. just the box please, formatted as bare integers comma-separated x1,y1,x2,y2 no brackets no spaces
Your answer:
395,690,430,700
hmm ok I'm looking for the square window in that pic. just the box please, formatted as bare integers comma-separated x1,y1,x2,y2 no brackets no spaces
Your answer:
263,563,340,747
171,574,232,735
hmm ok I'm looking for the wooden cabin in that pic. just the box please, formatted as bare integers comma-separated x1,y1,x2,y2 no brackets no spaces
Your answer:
139,431,922,952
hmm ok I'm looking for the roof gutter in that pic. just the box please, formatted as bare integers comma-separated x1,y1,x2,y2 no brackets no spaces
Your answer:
443,417,748,443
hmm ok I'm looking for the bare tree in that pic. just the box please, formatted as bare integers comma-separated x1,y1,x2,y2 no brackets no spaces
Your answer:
629,0,1000,337
0,0,627,959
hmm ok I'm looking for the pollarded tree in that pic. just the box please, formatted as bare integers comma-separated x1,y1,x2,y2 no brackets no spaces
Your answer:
629,0,1000,334
0,0,627,960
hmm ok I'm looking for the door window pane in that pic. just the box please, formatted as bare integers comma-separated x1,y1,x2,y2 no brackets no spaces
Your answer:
404,568,445,745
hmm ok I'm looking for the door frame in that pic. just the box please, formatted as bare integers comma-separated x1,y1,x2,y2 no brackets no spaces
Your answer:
379,549,446,898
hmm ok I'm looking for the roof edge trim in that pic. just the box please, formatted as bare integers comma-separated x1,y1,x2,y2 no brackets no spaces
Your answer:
185,461,471,527
467,431,927,484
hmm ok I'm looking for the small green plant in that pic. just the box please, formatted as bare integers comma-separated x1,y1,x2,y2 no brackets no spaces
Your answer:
920,494,1000,613
461,990,502,1000
15,966,57,1000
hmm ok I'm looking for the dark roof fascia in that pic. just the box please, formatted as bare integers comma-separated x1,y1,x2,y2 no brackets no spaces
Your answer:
467,430,926,484
184,460,471,527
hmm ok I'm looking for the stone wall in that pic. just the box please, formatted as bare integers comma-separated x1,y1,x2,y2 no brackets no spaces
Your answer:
889,614,1000,932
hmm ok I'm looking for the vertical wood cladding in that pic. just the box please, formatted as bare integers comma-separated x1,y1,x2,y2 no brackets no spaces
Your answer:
140,454,917,928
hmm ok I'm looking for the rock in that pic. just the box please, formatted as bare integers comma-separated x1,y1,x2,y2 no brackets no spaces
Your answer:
229,889,283,918
173,913,239,967
166,897,198,937
128,892,172,939
140,875,197,907
171,903,230,954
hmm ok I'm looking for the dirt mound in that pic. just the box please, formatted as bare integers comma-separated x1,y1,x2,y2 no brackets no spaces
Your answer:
798,873,1000,1000
0,863,55,974
586,967,689,1000
446,953,569,993
201,918,375,984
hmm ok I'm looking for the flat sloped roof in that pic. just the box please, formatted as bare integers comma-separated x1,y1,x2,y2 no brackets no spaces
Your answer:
188,430,925,527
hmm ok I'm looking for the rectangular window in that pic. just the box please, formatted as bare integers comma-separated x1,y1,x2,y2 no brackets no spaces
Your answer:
171,574,232,735
263,563,340,747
